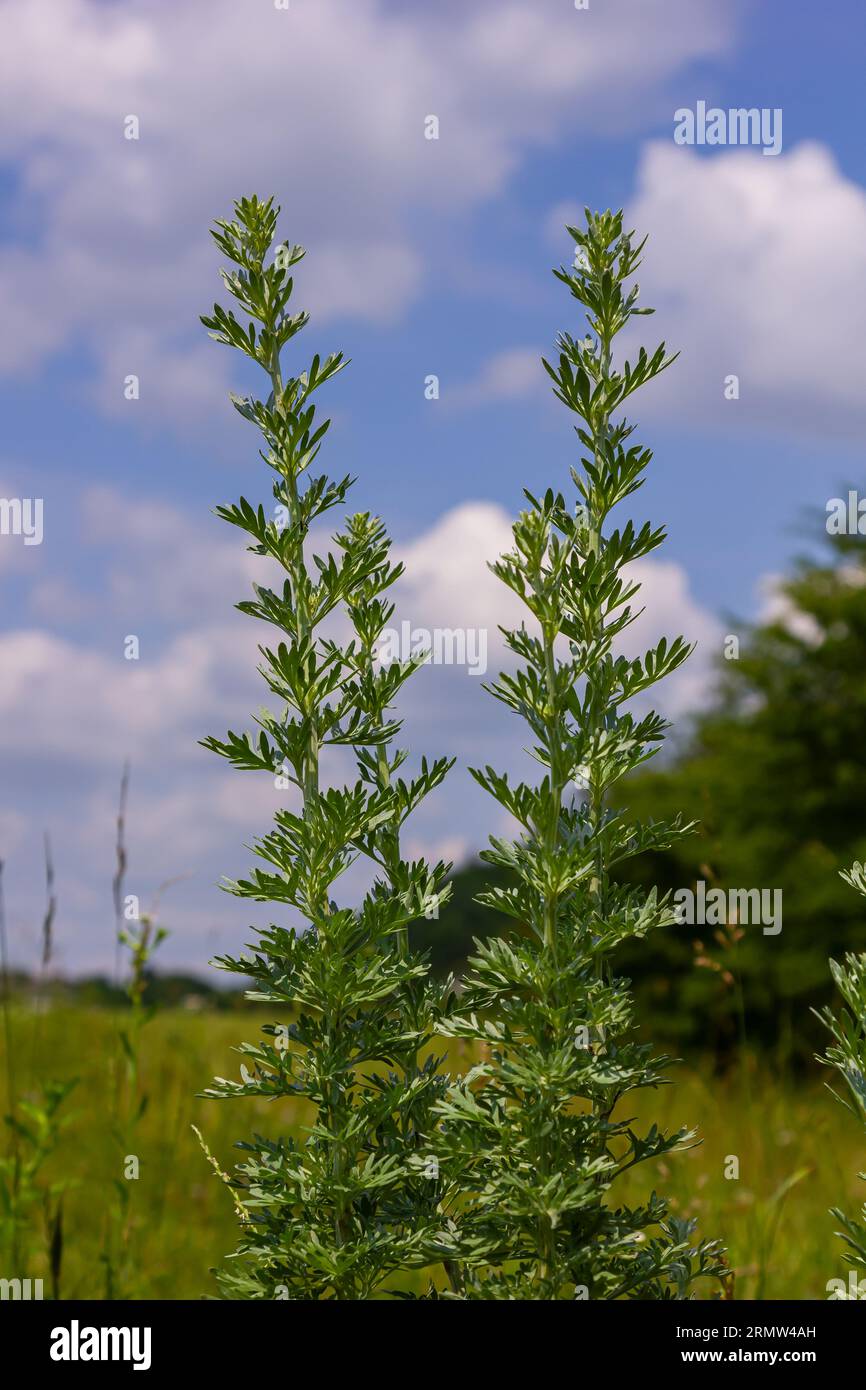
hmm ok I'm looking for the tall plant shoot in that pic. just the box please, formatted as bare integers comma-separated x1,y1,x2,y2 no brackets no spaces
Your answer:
435,209,724,1300
199,195,455,1300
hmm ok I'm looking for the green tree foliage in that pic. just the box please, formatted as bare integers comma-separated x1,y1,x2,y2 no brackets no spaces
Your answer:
199,195,456,1299
433,210,724,1299
616,526,866,1059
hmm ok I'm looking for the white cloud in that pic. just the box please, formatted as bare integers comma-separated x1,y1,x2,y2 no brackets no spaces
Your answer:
757,573,823,647
447,348,546,411
395,501,517,636
89,330,235,431
79,485,259,623
0,624,252,763
624,140,866,438
0,487,719,971
383,501,720,889
625,555,722,712
545,199,585,249
0,0,735,425
389,499,720,715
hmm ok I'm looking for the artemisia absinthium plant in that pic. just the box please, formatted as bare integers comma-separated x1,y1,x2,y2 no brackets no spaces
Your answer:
817,861,866,1293
435,210,725,1299
199,196,456,1300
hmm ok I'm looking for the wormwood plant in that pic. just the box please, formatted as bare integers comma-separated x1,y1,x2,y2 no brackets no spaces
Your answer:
435,209,724,1299
199,195,455,1299
816,860,866,1289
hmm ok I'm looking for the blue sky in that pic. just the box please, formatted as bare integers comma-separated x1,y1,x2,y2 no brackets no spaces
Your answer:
1,0,864,974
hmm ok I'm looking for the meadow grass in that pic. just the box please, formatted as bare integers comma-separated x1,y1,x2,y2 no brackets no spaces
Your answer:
0,1002,860,1299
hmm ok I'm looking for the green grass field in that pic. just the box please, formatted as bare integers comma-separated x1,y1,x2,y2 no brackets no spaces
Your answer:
1,1002,862,1299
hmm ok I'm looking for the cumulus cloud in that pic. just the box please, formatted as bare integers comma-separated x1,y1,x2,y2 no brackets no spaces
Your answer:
446,348,546,411
0,0,734,426
0,625,254,764
382,501,721,883
756,573,823,647
623,140,866,439
79,485,258,624
0,486,720,971
389,499,720,714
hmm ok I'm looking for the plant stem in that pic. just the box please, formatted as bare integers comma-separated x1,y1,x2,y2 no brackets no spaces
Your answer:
267,306,347,1271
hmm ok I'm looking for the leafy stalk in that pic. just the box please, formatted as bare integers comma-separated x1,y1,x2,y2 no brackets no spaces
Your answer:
199,195,456,1300
434,208,724,1300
